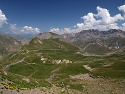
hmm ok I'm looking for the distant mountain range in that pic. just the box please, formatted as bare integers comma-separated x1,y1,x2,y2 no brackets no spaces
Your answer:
0,29,125,58
64,29,125,55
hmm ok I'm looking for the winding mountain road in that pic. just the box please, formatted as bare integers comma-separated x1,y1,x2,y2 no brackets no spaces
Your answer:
2,57,26,74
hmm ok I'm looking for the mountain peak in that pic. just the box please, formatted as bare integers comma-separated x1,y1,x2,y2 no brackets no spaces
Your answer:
36,32,66,41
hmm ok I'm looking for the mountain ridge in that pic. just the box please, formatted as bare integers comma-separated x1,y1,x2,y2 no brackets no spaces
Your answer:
63,29,125,55
0,32,22,59
36,32,66,42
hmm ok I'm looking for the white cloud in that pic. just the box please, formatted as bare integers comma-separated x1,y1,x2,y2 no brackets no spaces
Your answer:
50,27,75,34
118,5,125,12
120,23,125,30
96,6,123,24
95,23,119,30
118,4,125,17
50,28,60,33
50,28,61,34
9,24,19,33
76,23,84,29
23,26,40,33
75,6,124,31
21,26,40,34
122,23,125,27
0,10,7,27
50,28,66,35
10,24,41,35
81,12,96,25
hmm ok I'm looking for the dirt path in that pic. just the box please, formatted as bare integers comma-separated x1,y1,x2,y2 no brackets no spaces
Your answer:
46,67,60,83
28,69,38,77
2,57,26,75
70,73,94,80
83,43,95,52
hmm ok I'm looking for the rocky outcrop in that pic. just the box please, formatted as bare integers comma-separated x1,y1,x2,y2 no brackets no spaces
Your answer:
41,57,48,63
41,57,73,64
52,59,73,64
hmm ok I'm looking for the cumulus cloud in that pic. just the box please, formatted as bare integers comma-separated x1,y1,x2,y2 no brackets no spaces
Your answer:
0,10,7,27
50,27,75,34
75,6,124,31
118,4,125,17
81,13,96,26
50,28,60,34
76,23,84,29
96,6,123,24
20,26,40,34
120,23,125,30
118,5,125,12
10,24,41,35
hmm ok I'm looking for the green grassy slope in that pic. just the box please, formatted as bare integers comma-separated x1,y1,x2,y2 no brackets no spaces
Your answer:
91,55,125,78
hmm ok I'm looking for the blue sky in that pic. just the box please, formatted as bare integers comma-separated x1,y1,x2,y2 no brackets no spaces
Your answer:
0,0,125,35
